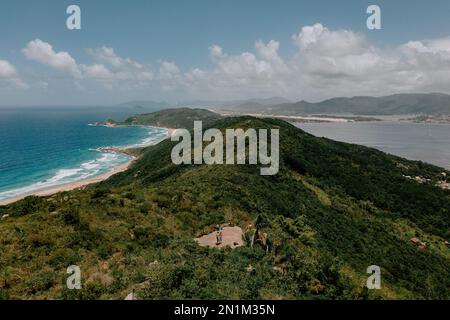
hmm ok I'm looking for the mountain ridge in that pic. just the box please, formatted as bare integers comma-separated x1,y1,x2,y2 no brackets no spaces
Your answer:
215,93,450,115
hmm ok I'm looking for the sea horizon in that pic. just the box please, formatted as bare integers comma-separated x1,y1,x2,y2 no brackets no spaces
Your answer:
0,106,167,201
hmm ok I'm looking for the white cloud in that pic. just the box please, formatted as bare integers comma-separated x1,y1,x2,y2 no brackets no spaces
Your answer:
0,59,28,89
209,44,273,78
86,47,126,69
86,46,154,82
288,24,387,96
19,27,450,101
22,39,82,78
159,61,180,79
187,24,450,100
22,40,154,86
255,40,286,68
293,23,370,56
0,59,17,78
81,64,114,79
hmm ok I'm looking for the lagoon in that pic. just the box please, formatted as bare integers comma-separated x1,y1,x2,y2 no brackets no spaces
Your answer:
296,120,450,170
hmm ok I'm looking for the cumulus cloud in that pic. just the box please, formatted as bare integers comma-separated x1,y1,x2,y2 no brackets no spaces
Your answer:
81,64,114,79
0,59,27,89
209,44,273,78
159,61,180,79
86,47,134,69
0,59,18,78
289,23,388,97
292,23,380,78
187,41,292,98
86,46,154,81
19,26,450,101
22,40,154,86
22,39,82,78
190,23,450,100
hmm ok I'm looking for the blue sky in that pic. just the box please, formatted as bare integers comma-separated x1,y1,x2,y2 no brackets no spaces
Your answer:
1,0,450,105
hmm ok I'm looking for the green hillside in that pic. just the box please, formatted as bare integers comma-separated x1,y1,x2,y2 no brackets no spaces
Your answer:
0,112,449,300
123,107,222,130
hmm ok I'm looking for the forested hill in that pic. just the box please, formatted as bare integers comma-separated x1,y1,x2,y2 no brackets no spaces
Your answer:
0,112,449,300
123,107,222,130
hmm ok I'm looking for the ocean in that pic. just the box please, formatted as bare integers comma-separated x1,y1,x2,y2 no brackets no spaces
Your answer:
296,120,450,170
0,106,167,201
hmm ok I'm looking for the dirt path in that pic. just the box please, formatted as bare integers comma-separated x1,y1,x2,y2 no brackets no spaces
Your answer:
195,226,244,249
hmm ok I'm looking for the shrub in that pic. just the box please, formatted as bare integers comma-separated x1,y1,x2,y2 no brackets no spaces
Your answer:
24,271,57,295
61,207,81,226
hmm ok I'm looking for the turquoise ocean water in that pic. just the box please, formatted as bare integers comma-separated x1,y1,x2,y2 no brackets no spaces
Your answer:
0,106,167,201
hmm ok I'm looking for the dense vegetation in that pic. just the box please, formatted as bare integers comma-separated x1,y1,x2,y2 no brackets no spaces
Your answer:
122,107,222,130
0,109,449,300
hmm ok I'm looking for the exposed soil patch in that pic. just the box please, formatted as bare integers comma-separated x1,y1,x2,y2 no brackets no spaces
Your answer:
195,226,244,249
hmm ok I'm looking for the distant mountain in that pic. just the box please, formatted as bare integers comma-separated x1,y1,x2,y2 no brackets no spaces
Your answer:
267,93,450,116
179,97,291,108
243,97,291,106
209,93,450,115
118,100,174,111
227,98,293,113
176,100,220,107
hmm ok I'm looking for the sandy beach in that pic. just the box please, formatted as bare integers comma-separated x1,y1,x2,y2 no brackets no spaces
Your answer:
167,128,175,137
0,126,174,206
0,160,134,206
218,112,352,123
160,127,175,137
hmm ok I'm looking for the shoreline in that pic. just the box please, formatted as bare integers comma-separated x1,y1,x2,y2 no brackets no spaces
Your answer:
216,112,379,123
0,159,134,206
0,126,174,206
152,126,175,138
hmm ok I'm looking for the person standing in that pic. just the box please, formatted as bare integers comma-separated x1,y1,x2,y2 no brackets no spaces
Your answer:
216,230,220,244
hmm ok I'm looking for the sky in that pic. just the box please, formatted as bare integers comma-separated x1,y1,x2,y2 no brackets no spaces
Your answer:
1,0,450,105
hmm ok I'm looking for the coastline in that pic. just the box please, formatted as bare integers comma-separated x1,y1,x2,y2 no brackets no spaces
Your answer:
216,112,381,123
153,126,175,138
0,159,134,206
0,126,174,206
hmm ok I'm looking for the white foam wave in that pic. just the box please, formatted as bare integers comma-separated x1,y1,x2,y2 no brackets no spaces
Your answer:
125,126,168,148
0,126,166,201
0,152,130,201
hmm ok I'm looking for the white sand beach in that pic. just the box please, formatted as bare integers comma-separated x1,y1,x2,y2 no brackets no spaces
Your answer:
0,160,133,206
0,127,174,206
